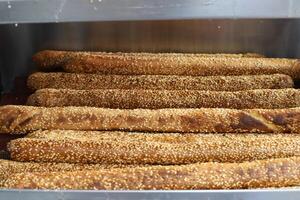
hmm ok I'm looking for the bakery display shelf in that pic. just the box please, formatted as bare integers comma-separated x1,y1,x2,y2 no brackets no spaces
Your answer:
1,189,300,200
0,0,300,24
1,1,300,198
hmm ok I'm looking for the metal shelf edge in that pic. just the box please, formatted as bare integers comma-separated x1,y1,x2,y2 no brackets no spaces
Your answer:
0,0,300,24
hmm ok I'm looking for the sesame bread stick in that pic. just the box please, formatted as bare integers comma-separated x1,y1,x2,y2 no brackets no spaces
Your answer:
32,51,300,78
12,131,300,164
32,50,264,70
0,159,139,187
27,72,294,91
1,105,300,134
27,88,300,109
63,56,300,78
5,157,300,189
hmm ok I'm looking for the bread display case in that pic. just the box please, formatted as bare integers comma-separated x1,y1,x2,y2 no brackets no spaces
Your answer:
1,0,300,199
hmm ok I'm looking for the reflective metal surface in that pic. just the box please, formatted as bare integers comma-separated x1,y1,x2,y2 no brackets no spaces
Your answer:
1,19,300,92
1,189,300,200
0,0,300,24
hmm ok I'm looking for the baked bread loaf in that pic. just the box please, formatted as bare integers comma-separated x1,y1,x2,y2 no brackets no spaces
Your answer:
27,88,300,109
4,157,300,189
27,72,293,91
0,159,138,187
9,130,300,164
1,105,300,134
32,50,264,70
32,50,300,78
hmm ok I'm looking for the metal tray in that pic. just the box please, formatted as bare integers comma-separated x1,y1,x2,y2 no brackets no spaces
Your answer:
1,189,300,200
0,0,300,24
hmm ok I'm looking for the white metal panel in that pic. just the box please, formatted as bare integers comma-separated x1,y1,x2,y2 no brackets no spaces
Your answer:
0,0,300,24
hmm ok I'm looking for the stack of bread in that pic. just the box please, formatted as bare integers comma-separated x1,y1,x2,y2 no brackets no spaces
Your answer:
1,50,300,190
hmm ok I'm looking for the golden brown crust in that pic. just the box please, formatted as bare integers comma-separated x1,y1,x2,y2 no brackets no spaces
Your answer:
32,50,299,78
0,159,139,187
34,51,300,78
4,157,300,189
27,72,293,91
1,105,300,134
63,56,300,78
27,88,300,109
9,130,300,164
32,50,68,70
32,50,265,70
